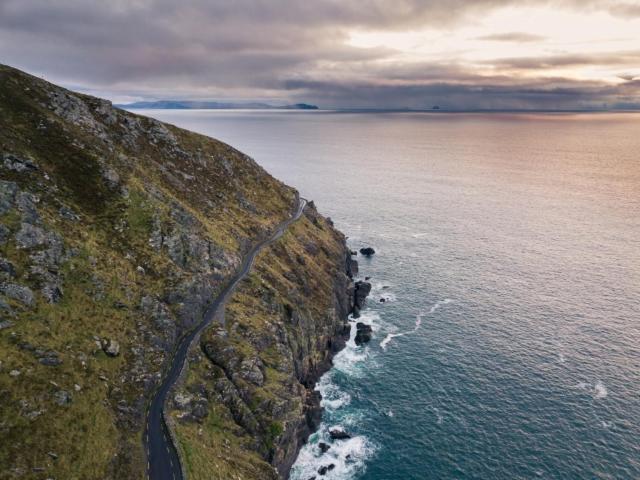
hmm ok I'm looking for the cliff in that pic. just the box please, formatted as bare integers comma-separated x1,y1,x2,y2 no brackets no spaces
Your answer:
0,65,354,479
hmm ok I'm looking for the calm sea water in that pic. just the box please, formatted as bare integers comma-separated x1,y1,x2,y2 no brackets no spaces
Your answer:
138,110,640,479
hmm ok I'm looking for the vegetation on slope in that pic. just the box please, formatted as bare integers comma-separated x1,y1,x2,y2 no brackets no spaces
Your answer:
0,64,304,479
169,205,352,480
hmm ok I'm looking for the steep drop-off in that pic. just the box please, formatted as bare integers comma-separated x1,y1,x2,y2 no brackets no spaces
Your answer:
0,65,356,479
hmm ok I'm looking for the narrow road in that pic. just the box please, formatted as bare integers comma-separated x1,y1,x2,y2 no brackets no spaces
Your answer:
145,197,307,480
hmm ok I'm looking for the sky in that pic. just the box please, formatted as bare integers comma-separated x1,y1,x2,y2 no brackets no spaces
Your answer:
1,0,640,110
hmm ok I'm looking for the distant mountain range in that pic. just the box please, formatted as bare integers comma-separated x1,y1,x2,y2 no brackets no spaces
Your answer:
117,100,319,110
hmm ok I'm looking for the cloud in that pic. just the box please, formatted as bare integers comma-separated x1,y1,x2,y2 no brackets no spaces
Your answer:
486,50,640,70
0,0,639,109
476,32,546,42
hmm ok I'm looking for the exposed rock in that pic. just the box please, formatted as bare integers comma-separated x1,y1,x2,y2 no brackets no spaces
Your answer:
58,205,80,221
351,280,372,317
359,247,375,256
0,283,35,307
0,320,14,330
329,428,351,440
239,356,265,386
318,442,330,453
9,369,21,377
15,223,46,249
101,338,120,357
3,153,38,172
174,393,193,410
53,390,72,406
0,257,16,279
38,350,63,366
0,224,10,244
354,323,373,345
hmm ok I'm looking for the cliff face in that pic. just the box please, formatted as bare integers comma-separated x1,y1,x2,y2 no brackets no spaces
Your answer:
0,64,352,480
169,204,353,479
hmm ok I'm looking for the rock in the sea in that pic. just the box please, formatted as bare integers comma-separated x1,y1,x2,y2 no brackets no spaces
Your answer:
359,247,375,256
318,442,330,453
329,428,351,440
101,338,120,357
353,280,372,313
380,298,386,303
354,323,373,345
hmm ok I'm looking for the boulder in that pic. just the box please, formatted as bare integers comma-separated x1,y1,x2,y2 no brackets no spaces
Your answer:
0,283,35,307
53,390,72,406
354,323,373,345
2,153,38,173
0,320,14,330
15,223,47,249
359,247,375,257
329,428,351,440
353,281,372,311
0,258,16,278
101,338,120,357
174,393,192,410
318,442,330,453
38,351,62,366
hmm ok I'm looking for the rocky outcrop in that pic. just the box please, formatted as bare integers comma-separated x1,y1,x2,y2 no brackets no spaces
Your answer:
351,280,372,318
359,247,375,256
354,322,373,345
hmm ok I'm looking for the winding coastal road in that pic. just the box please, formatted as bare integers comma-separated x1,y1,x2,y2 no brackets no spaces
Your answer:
144,197,307,480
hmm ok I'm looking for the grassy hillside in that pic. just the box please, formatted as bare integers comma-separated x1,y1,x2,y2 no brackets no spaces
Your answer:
0,64,349,479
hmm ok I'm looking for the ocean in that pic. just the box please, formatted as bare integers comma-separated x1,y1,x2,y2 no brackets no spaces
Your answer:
136,110,640,479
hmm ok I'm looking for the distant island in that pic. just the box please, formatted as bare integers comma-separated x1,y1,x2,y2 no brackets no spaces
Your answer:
117,100,319,110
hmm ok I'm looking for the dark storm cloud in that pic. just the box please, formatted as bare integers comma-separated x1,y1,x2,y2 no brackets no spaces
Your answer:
283,73,640,110
1,0,639,109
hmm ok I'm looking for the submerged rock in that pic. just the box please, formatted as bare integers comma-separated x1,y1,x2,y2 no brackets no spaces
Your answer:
359,247,375,256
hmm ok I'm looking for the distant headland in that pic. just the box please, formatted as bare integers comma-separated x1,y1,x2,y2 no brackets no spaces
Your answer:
117,100,318,110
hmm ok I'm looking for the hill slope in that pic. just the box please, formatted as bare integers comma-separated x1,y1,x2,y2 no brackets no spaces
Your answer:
0,65,354,479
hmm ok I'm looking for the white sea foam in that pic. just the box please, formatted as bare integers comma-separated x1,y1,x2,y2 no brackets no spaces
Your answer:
289,426,377,480
434,407,444,425
291,281,381,478
332,311,380,376
379,298,452,350
317,375,352,411
593,381,608,399
558,353,566,363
